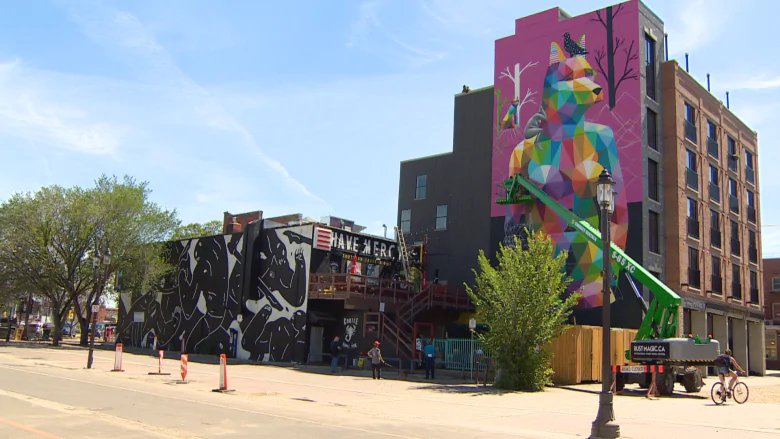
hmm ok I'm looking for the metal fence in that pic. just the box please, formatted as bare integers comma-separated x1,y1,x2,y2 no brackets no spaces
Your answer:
433,338,491,372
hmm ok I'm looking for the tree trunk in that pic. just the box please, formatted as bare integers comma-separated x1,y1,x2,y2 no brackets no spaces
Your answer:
78,315,90,346
51,311,62,347
606,6,616,109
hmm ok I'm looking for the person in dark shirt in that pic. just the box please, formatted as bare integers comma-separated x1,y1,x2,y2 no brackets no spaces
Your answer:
329,336,342,373
715,349,745,395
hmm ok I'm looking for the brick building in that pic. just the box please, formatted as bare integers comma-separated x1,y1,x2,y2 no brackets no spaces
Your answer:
763,258,780,369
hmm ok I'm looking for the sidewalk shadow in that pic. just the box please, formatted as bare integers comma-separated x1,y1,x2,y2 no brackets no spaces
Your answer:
558,385,707,400
411,383,509,396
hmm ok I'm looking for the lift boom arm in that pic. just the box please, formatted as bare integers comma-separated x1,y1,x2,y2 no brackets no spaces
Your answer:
497,173,680,340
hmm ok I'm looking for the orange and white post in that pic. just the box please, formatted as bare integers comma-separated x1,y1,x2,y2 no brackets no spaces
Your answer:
212,353,234,392
149,350,171,375
111,343,124,372
177,354,189,384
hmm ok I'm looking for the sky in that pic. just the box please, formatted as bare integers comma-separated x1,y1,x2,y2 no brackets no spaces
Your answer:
1,0,779,255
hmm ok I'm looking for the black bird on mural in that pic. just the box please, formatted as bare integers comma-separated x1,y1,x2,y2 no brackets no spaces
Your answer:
563,32,588,56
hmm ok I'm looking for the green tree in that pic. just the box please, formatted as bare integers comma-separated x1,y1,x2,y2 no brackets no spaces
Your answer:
0,176,178,346
170,220,222,240
0,186,82,346
72,175,178,345
466,230,579,391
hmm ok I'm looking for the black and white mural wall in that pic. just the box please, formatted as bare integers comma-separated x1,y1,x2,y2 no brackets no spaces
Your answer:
240,224,312,362
117,233,244,356
117,224,313,362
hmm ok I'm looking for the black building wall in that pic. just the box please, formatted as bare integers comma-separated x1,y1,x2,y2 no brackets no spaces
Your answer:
398,86,495,290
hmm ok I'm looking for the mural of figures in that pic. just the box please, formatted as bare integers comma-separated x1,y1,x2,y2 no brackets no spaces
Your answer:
240,224,312,362
493,1,642,308
117,233,243,355
117,223,313,362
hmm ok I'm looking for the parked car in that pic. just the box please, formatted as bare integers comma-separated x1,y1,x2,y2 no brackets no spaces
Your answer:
62,323,80,337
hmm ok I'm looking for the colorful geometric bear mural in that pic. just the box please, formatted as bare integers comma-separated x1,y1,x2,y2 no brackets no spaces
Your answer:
493,2,642,308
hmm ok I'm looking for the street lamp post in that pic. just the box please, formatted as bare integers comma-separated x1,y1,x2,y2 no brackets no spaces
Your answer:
86,246,110,369
591,169,620,438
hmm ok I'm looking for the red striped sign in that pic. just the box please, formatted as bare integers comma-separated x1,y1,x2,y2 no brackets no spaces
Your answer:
314,227,333,250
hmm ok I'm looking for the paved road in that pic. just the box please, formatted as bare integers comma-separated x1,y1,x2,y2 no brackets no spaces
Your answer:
0,343,778,438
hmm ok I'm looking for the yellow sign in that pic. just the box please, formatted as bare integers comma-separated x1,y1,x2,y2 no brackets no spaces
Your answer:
68,310,74,320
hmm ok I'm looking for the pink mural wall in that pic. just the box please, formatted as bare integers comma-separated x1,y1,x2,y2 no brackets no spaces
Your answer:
492,0,642,307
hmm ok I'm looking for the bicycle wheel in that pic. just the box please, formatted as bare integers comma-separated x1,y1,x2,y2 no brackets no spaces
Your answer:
732,382,749,404
711,382,726,405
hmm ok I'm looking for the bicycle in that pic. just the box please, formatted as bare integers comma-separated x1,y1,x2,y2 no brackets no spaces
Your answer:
710,372,749,405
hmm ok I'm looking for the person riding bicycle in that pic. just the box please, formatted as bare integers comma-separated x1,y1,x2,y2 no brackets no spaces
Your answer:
714,349,745,396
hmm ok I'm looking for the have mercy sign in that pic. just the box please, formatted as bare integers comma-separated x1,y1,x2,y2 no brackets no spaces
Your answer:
330,229,399,262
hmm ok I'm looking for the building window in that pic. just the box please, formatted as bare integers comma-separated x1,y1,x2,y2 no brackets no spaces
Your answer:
711,255,722,293
649,211,660,254
709,165,720,203
707,121,719,158
772,277,780,291
647,108,658,150
687,198,699,239
688,247,700,288
749,270,759,303
400,209,411,234
645,34,656,99
727,137,738,172
648,159,659,201
686,150,698,190
684,102,697,143
729,178,738,213
748,230,757,263
730,220,740,256
435,204,448,231
746,190,756,223
732,264,742,299
710,209,721,248
415,175,427,200
745,150,755,183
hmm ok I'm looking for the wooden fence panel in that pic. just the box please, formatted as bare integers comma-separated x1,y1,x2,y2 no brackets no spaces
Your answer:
549,325,636,385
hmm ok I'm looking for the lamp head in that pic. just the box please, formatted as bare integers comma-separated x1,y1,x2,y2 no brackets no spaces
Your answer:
596,168,615,213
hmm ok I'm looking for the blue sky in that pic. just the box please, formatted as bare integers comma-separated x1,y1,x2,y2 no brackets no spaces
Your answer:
1,0,779,255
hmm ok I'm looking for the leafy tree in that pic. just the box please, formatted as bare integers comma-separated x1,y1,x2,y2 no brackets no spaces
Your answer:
0,186,80,346
0,176,178,346
170,220,223,240
466,231,579,391
72,176,178,345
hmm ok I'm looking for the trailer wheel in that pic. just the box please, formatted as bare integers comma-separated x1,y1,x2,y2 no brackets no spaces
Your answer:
615,372,625,391
636,373,650,389
658,369,675,396
682,367,703,393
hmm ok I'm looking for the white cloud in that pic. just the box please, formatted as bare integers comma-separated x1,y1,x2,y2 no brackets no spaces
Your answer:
665,0,732,56
347,0,383,48
0,60,122,155
62,3,328,208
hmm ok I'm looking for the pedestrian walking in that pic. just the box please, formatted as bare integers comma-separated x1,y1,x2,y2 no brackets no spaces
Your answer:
424,338,436,379
330,336,342,373
368,340,384,379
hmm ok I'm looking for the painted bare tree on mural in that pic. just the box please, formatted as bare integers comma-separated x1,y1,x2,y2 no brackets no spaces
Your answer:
590,4,638,109
495,60,539,152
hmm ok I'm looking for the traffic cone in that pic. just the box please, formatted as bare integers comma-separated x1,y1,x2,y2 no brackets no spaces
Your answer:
212,353,234,392
111,343,125,372
148,350,171,375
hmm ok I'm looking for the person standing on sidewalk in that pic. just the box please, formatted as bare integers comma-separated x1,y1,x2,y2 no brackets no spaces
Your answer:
368,340,384,379
424,338,436,379
329,336,342,373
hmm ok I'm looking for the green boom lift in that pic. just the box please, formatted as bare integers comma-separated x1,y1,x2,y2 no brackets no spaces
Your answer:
498,173,720,395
